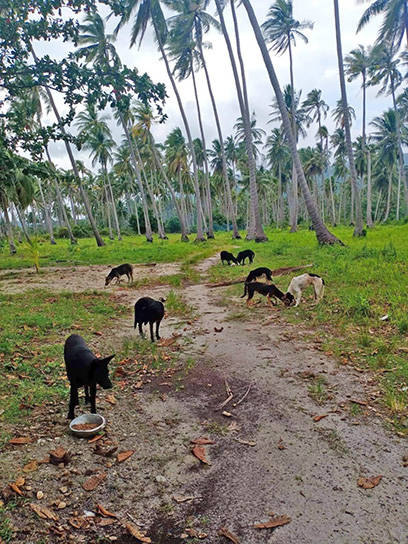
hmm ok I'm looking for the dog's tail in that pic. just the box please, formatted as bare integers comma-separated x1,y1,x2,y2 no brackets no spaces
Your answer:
240,282,248,298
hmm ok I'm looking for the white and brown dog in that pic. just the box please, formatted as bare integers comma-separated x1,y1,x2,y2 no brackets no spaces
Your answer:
285,273,325,307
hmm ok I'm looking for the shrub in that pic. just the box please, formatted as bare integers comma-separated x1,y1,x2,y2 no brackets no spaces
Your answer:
56,226,70,239
72,223,91,238
165,216,181,233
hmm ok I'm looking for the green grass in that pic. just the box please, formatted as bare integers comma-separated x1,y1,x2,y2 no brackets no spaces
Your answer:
0,233,229,271
0,290,127,423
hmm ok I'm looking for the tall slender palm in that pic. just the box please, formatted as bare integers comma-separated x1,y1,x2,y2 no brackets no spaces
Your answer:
265,128,290,226
333,0,364,236
234,114,266,160
114,0,205,241
262,0,313,232
357,0,408,50
302,89,329,146
240,0,341,244
345,44,374,226
214,0,267,241
166,0,240,238
76,13,153,241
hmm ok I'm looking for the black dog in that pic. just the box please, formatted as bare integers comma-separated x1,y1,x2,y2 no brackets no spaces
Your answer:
105,263,133,286
236,249,255,265
241,267,273,298
244,282,292,308
64,334,115,420
134,296,165,342
220,251,238,266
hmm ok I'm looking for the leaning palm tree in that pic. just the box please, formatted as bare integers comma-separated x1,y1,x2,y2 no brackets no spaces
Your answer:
240,0,342,244
113,0,206,241
357,0,408,50
262,0,313,232
333,0,364,236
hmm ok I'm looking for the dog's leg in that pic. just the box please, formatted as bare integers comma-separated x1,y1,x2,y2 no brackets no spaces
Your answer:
68,386,77,419
90,383,97,414
149,322,155,342
267,295,275,309
138,322,144,338
156,320,161,340
84,385,90,404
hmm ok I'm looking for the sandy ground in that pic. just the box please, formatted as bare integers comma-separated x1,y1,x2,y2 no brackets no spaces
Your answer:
0,262,181,294
1,255,407,543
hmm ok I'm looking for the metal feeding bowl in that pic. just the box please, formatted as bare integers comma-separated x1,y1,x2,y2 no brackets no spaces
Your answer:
69,413,106,438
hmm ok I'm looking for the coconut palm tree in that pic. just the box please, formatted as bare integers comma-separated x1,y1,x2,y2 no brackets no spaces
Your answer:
372,108,407,220
357,0,408,50
333,0,364,236
76,12,154,241
240,0,341,244
302,89,329,145
114,0,206,241
214,0,267,241
369,42,408,214
345,44,374,226
166,0,240,238
234,114,266,160
262,0,313,232
265,128,290,226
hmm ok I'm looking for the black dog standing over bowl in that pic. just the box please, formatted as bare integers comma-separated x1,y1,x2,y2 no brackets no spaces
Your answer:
64,334,115,420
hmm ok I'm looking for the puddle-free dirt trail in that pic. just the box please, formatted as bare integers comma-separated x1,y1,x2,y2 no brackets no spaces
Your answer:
1,255,407,543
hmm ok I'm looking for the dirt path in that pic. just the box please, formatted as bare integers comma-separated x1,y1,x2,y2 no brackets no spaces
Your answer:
1,255,407,543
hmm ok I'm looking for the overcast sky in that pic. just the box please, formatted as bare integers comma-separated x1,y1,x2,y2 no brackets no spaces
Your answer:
37,0,393,171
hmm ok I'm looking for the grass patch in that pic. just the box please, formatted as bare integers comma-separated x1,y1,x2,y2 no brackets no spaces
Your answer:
165,290,195,319
0,290,126,423
308,375,328,405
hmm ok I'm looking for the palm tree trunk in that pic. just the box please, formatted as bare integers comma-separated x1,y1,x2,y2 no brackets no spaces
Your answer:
396,160,402,221
366,149,373,227
31,50,104,246
118,114,153,242
199,44,240,239
333,0,364,236
242,0,341,245
329,178,336,224
190,68,214,238
105,169,121,240
133,199,141,235
104,186,114,240
147,171,166,239
216,0,267,242
38,179,56,244
374,189,383,222
287,39,299,233
154,25,205,242
0,196,16,254
15,204,31,244
383,168,393,222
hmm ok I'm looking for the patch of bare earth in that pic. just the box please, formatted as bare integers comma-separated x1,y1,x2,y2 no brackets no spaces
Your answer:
0,262,181,294
1,255,407,543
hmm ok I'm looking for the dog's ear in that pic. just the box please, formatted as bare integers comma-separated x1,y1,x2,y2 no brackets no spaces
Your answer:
98,354,115,365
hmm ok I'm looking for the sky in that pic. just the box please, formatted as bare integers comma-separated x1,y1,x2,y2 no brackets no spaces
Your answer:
36,0,395,171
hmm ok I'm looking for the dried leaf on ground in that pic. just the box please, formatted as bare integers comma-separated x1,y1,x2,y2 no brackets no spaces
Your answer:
88,434,103,444
117,450,134,463
82,472,106,492
126,522,152,542
158,337,178,347
192,445,210,465
313,414,328,422
9,483,23,496
23,460,38,473
219,527,240,543
350,399,368,406
93,444,118,457
185,528,208,538
29,503,59,521
97,504,118,518
15,476,25,487
254,514,291,529
403,455,408,467
69,517,87,529
277,439,286,450
36,491,44,500
98,517,116,526
106,394,117,405
9,436,31,445
191,437,215,445
357,475,382,489
49,447,70,466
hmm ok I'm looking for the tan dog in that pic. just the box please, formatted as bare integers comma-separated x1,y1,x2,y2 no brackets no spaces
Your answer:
286,273,325,307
